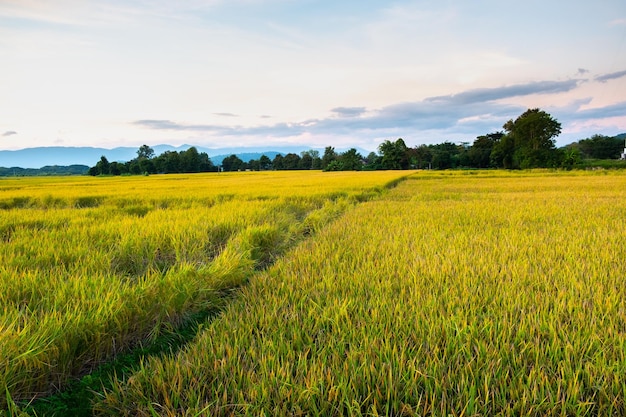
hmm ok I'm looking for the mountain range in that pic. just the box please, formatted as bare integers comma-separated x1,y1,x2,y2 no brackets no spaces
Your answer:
0,144,344,169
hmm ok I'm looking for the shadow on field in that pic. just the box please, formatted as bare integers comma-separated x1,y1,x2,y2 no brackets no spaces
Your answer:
20,292,237,417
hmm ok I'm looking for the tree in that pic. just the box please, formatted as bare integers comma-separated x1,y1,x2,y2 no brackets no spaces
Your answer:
321,146,337,170
490,134,515,169
413,145,432,169
299,152,313,169
139,158,156,174
198,152,216,172
221,154,244,172
282,153,301,170
468,132,503,168
339,148,363,171
364,151,381,170
155,151,181,173
576,134,624,159
247,159,261,171
272,154,284,170
378,138,409,169
180,147,201,173
137,145,155,160
259,155,272,170
95,156,110,175
430,142,458,169
561,147,582,170
502,108,561,168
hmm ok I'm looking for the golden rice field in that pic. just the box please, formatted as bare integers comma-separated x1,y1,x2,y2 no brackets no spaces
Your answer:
3,170,626,416
0,170,407,415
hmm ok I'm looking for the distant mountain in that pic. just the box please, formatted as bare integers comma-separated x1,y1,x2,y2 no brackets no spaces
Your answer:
0,146,142,169
0,165,89,177
0,144,367,169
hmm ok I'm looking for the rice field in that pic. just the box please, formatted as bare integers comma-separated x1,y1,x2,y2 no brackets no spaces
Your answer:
0,170,408,414
3,170,626,416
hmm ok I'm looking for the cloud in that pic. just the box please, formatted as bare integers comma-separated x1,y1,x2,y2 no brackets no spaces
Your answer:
425,80,581,105
213,112,238,117
2,131,17,137
134,79,593,144
331,107,367,117
564,100,626,120
595,69,626,83
577,68,589,75
609,18,626,26
133,120,183,130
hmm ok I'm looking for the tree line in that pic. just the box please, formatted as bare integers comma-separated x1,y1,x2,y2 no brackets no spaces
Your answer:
89,108,625,175
88,145,217,176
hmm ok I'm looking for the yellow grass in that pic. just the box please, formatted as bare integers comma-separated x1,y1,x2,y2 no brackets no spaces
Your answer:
0,170,409,411
94,170,626,416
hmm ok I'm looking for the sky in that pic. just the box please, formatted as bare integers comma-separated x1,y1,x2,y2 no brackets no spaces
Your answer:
1,0,626,152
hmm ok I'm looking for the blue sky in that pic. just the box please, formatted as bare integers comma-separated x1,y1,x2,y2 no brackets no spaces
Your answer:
1,0,625,151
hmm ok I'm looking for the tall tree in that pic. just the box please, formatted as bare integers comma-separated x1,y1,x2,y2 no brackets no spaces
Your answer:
503,108,561,168
378,138,409,169
96,156,110,175
259,155,272,170
272,154,284,170
137,144,155,160
180,147,201,172
321,146,337,170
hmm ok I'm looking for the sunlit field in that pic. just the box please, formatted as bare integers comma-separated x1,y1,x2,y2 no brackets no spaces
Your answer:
0,170,409,413
92,170,626,416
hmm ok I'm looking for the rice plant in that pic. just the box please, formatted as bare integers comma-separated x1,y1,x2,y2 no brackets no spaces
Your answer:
0,171,407,412
94,170,626,416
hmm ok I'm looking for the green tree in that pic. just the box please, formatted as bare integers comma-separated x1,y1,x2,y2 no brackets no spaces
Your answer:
282,153,301,170
413,145,432,169
503,108,562,168
247,159,260,171
576,134,624,159
490,134,515,169
378,138,409,169
430,142,459,169
299,152,313,169
180,147,201,173
364,151,381,170
259,155,272,170
95,156,110,175
137,144,155,160
272,154,284,170
321,146,337,170
155,151,181,173
198,152,216,172
109,161,123,176
221,154,244,172
339,148,363,171
468,132,503,168
561,147,582,170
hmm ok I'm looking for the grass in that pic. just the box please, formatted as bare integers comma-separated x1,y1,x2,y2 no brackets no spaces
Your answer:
92,170,626,416
0,170,409,414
